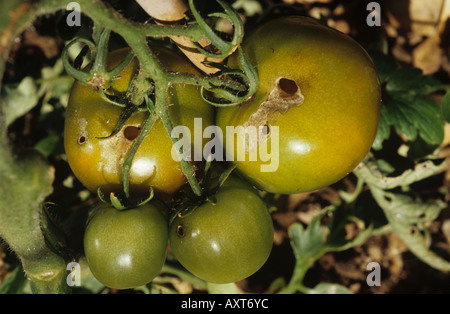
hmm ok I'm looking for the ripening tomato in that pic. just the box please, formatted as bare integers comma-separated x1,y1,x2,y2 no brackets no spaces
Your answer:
64,47,214,196
216,16,381,194
83,202,168,290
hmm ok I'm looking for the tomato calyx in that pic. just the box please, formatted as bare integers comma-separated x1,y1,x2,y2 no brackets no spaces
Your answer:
97,186,155,212
167,160,237,224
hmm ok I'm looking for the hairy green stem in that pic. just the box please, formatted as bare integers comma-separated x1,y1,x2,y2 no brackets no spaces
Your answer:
278,254,322,294
0,0,74,294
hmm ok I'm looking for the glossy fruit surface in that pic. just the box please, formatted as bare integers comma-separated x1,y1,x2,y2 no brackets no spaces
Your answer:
216,16,381,194
169,178,274,283
64,47,214,196
83,202,168,289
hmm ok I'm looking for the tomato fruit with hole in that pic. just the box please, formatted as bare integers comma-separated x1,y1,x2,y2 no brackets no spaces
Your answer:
64,47,214,197
169,178,273,284
83,202,168,289
216,16,381,194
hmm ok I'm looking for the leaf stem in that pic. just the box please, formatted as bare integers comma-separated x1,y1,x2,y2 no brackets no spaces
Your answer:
121,113,157,200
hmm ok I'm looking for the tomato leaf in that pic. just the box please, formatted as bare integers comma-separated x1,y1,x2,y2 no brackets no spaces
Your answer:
371,52,447,151
1,77,39,126
387,95,444,145
441,90,450,123
385,67,446,96
371,54,446,151
0,265,29,294
370,187,450,271
288,211,329,262
369,51,397,84
372,104,390,150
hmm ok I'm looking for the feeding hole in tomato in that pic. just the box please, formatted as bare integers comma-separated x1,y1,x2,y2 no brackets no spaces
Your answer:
78,134,88,145
176,224,186,238
278,78,298,95
123,125,141,141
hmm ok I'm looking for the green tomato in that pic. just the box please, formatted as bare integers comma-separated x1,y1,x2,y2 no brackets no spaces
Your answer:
216,16,381,194
64,46,214,197
83,202,168,290
169,178,274,284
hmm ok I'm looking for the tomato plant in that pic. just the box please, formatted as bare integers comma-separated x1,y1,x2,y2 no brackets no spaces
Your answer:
1,0,450,297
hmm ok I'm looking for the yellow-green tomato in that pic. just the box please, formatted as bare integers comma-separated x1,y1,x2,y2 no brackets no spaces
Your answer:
64,47,214,197
169,178,274,284
216,16,381,194
83,202,168,290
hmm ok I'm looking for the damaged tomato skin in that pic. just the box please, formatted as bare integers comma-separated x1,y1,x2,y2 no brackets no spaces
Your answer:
216,16,381,194
168,178,274,284
64,47,214,197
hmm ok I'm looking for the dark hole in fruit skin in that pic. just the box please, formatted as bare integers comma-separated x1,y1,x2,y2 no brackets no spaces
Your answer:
278,78,298,95
123,125,141,141
176,224,185,238
78,135,87,144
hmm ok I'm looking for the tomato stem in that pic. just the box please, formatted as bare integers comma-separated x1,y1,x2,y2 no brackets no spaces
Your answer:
154,83,203,196
121,113,157,200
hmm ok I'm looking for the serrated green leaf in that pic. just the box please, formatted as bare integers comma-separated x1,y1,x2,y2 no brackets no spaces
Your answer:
372,104,391,150
288,214,328,261
354,155,450,272
382,96,444,147
385,98,418,141
284,200,389,293
386,67,445,96
441,90,450,123
371,51,448,150
370,51,398,84
1,77,39,126
370,187,450,271
404,96,443,144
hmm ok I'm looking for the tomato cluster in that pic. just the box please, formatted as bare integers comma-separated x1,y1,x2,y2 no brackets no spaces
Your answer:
65,16,381,289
